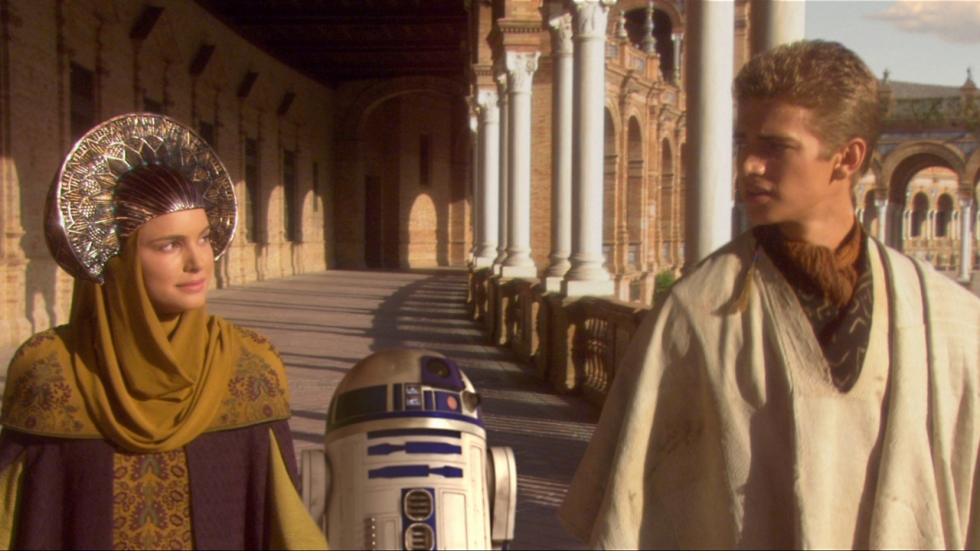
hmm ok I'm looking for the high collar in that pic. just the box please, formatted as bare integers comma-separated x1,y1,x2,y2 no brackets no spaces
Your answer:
753,219,865,309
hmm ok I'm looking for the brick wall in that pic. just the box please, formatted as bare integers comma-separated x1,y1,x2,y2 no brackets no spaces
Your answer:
332,76,473,271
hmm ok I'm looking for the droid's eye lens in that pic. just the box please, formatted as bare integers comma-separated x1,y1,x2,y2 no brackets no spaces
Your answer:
463,390,482,411
426,358,451,378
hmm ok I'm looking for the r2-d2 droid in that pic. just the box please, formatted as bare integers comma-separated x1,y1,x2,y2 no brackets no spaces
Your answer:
300,349,517,550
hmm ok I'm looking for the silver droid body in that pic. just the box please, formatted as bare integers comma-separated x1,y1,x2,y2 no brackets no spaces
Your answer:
301,349,516,550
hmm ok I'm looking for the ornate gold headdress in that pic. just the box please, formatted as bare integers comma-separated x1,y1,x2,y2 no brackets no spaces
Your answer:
45,114,237,283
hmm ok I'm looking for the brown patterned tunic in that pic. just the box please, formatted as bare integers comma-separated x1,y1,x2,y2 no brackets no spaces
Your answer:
0,322,298,549
112,449,193,550
0,420,298,549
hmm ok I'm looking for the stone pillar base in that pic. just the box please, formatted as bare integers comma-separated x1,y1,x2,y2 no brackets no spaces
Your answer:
473,256,495,268
543,276,564,292
500,265,537,279
561,278,615,298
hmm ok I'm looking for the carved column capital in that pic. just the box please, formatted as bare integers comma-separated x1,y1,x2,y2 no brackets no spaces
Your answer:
505,51,540,95
476,89,500,123
959,184,976,205
494,71,509,102
572,0,616,40
549,13,574,56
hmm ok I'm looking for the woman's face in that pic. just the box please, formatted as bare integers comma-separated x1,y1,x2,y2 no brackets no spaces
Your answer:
137,209,214,316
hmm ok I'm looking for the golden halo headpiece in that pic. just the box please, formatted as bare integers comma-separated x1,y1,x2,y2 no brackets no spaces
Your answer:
45,114,237,283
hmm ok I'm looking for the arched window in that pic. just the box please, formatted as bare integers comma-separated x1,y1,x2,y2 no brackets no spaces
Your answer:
623,7,676,82
660,138,674,264
603,108,618,261
626,117,644,269
936,193,954,238
911,192,929,238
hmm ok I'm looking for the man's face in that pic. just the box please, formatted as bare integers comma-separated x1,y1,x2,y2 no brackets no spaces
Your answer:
735,99,846,228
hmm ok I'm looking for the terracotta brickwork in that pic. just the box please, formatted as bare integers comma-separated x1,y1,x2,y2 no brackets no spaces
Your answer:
330,76,472,270
466,0,704,303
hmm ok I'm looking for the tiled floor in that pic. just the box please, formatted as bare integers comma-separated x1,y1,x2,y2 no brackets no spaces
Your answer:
206,268,596,550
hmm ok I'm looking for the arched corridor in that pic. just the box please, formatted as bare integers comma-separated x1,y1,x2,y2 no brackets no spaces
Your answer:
344,84,471,271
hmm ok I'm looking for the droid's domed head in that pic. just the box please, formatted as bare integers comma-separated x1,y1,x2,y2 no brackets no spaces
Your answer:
325,349,484,444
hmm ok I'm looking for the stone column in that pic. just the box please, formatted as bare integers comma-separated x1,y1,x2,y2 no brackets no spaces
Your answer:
468,109,480,264
500,51,540,279
684,0,734,266
671,32,683,83
641,2,656,54
494,73,510,272
562,0,616,297
474,90,500,267
875,189,889,244
544,13,574,291
749,0,806,56
960,191,974,283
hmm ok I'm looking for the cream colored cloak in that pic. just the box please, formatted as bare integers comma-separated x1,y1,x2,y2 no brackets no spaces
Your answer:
559,232,980,549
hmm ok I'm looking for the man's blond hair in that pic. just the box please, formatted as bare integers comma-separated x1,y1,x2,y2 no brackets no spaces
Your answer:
734,40,880,174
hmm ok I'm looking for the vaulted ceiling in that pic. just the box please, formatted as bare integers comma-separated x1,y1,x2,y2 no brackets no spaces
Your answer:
193,0,470,86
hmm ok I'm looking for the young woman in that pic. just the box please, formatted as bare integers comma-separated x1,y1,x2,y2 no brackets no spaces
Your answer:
0,114,327,549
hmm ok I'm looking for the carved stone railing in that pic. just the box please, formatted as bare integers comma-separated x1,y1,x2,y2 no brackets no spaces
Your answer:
613,271,655,304
470,270,651,407
564,297,647,406
883,95,980,132
608,41,663,82
497,277,538,363
890,97,962,125
904,238,960,270
467,267,494,326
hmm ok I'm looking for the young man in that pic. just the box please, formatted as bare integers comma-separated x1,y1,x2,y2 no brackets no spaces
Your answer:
559,40,980,549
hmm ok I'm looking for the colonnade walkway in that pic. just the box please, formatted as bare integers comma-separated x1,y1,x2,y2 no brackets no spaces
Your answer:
207,268,595,550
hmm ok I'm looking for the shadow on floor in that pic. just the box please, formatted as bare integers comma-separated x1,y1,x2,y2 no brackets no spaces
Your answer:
209,269,599,550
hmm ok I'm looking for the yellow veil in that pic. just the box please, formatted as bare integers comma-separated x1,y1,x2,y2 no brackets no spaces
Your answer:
68,232,239,453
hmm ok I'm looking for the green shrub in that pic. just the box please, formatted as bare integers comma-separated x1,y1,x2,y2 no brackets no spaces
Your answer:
654,270,676,302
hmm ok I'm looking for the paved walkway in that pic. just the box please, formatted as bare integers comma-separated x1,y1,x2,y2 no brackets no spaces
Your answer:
206,268,596,550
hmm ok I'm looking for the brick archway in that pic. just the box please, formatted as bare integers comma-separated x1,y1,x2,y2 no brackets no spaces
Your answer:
340,76,468,138
966,148,980,188
333,77,468,269
879,142,965,247
881,141,965,204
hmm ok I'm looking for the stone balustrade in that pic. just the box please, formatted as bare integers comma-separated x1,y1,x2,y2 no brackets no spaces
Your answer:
469,268,650,407
905,237,961,270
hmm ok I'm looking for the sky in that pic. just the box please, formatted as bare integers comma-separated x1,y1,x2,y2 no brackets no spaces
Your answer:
805,0,980,86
